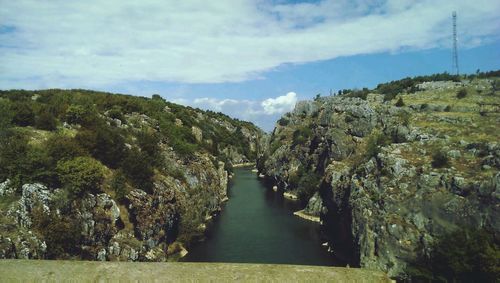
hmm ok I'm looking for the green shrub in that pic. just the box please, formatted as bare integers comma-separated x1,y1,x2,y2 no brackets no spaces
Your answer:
277,117,289,126
407,228,499,282
57,156,105,197
11,101,35,126
395,97,405,107
292,126,312,147
444,105,452,112
364,130,390,159
0,131,55,186
76,125,126,168
111,170,128,202
32,209,82,259
46,135,86,162
0,130,29,183
35,108,57,131
137,129,162,165
456,88,468,99
0,98,13,129
121,149,154,193
297,172,321,205
107,106,125,121
65,105,87,124
431,150,449,168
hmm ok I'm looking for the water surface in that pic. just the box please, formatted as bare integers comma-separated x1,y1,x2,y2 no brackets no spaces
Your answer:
184,168,335,265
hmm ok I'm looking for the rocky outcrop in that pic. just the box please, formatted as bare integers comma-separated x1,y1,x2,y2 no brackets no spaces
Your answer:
258,78,500,278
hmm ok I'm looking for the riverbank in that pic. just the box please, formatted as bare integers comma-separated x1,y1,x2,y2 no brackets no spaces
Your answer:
0,260,391,282
293,209,321,223
232,162,255,168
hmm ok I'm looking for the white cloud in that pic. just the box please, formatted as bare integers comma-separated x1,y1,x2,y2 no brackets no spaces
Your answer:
173,92,298,131
0,0,499,88
261,92,297,115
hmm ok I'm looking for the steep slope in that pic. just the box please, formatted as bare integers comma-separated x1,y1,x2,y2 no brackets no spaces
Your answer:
258,73,499,279
0,89,263,261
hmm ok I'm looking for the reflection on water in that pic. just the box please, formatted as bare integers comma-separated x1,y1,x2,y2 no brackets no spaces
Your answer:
183,168,335,266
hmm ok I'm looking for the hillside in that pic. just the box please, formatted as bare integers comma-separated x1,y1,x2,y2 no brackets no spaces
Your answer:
0,89,263,261
257,72,499,280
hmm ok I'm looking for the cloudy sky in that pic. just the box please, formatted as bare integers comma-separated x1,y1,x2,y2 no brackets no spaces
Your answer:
1,0,499,130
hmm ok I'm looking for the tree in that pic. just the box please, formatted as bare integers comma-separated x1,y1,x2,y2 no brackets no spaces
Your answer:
56,156,105,197
456,88,468,99
11,101,35,126
76,125,126,168
121,148,154,193
408,228,499,282
0,98,13,129
46,135,86,162
35,108,57,131
395,97,405,107
111,170,128,202
431,150,449,168
32,209,82,259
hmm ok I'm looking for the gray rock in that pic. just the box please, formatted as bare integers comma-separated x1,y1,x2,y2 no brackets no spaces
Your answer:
0,179,14,196
97,248,107,261
304,192,322,217
447,150,461,158
13,184,52,228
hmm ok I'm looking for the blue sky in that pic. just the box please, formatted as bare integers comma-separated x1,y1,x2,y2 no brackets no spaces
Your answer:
1,0,499,131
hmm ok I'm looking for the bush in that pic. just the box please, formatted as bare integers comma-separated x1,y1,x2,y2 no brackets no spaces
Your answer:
364,130,390,159
11,101,35,126
408,228,499,282
444,105,452,112
46,135,86,162
76,125,126,168
431,150,449,168
292,126,312,147
32,209,82,259
111,170,128,202
65,105,87,124
107,105,125,121
35,108,57,131
0,98,13,129
65,105,97,126
297,172,321,205
57,156,105,197
0,131,55,186
395,97,405,107
277,117,289,127
0,130,28,180
121,149,154,193
456,88,468,99
137,129,162,165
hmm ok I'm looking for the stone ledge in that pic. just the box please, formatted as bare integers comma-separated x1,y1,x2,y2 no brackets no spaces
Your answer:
0,260,391,282
293,209,321,223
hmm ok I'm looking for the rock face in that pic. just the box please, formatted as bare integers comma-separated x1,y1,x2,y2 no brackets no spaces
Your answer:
0,89,263,262
258,78,500,278
0,153,232,262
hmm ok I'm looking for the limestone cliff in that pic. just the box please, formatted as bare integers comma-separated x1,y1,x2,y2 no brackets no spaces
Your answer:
258,76,499,278
0,89,263,261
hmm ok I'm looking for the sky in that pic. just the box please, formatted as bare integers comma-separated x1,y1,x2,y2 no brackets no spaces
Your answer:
1,1,499,131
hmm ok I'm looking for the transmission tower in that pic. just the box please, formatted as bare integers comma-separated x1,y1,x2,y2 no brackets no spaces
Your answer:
452,11,459,75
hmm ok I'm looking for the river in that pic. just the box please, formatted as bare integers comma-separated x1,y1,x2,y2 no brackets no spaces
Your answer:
183,167,335,266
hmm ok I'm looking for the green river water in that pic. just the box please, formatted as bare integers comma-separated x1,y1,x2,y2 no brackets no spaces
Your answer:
184,167,335,266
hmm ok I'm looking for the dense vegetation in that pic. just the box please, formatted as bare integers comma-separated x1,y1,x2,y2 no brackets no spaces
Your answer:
0,89,259,193
408,228,499,282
